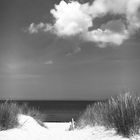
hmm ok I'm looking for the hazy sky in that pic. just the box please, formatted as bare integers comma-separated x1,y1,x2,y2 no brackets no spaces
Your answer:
0,0,140,100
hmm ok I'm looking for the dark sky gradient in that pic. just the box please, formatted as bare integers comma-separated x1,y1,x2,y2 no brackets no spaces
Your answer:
0,0,140,100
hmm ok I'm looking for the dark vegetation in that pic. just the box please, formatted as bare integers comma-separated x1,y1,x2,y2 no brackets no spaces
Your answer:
0,100,46,131
76,93,140,137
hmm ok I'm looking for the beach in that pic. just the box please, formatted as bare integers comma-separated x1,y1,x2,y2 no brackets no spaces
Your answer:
0,114,139,140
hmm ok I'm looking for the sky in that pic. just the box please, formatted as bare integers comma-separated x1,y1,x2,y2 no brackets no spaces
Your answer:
0,0,140,100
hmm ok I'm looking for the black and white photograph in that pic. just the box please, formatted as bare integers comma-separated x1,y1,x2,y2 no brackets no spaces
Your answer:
0,0,140,139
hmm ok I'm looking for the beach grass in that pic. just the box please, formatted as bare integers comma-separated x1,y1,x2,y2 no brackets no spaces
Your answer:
76,93,140,137
19,103,46,127
0,101,46,131
0,101,19,131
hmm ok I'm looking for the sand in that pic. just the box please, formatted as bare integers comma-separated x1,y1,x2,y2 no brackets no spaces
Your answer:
0,114,139,140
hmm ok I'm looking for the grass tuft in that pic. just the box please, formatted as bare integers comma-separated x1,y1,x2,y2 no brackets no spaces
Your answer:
0,101,47,131
76,93,140,137
19,103,47,128
0,101,19,131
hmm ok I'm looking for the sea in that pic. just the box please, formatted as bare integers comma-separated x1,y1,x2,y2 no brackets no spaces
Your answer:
7,100,98,122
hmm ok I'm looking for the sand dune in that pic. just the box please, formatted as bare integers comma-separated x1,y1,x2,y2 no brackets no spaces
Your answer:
0,114,139,140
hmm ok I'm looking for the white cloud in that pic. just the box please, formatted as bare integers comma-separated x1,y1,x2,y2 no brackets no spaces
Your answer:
50,1,92,36
84,29,129,47
28,0,140,47
28,1,92,37
28,23,42,34
28,23,53,34
127,0,140,33
84,0,128,17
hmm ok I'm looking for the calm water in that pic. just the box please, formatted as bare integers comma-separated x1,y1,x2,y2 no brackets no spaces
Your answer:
13,100,97,122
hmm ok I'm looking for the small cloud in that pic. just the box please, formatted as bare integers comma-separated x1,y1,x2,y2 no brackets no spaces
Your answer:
28,23,53,34
44,60,53,65
66,47,81,56
28,23,40,34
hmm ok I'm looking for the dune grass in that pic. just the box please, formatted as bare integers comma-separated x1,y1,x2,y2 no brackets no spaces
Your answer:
19,103,46,127
76,93,140,137
0,101,19,131
0,101,46,131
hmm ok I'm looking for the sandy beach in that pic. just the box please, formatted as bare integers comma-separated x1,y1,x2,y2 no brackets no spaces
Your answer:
0,114,139,140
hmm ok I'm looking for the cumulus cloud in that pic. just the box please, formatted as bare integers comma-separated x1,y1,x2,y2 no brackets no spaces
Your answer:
50,1,92,36
28,0,140,46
